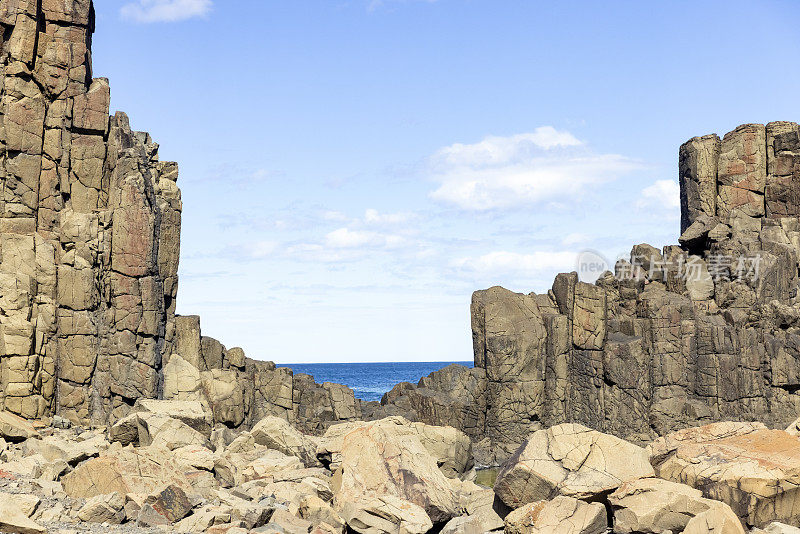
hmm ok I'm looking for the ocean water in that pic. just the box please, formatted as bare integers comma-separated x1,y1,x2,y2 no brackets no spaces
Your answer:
281,361,473,402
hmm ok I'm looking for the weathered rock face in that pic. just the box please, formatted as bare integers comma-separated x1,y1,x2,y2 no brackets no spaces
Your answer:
493,423,654,509
503,496,607,534
380,121,800,464
649,421,800,528
330,417,461,525
0,0,367,433
0,0,180,425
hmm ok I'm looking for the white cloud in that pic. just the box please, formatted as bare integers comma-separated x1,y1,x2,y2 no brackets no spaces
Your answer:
453,250,578,276
325,228,405,249
248,240,278,259
433,127,581,168
637,180,680,211
120,0,211,23
363,208,415,225
429,128,639,211
562,233,590,246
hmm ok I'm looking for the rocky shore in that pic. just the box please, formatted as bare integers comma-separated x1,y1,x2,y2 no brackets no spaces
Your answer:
3,402,800,533
3,0,800,532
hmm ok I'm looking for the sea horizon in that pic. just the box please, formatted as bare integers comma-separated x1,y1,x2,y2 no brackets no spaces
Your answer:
278,360,474,402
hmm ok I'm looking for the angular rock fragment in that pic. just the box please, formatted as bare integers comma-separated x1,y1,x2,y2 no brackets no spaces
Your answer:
61,446,193,499
503,496,607,534
649,422,800,528
494,423,654,509
610,477,744,533
332,417,460,524
338,495,433,534
76,492,125,524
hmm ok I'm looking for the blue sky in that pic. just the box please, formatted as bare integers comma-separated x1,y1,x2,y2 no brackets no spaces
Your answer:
93,0,800,363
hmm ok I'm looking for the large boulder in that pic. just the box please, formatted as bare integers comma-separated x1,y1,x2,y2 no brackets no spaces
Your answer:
0,410,38,442
494,423,654,509
609,477,745,533
251,415,320,466
682,503,747,534
380,364,487,445
0,493,45,534
338,495,433,534
61,445,194,499
447,480,504,533
503,496,607,534
109,411,209,450
134,399,213,435
752,524,800,534
76,492,126,524
649,422,800,528
331,417,460,525
318,416,472,477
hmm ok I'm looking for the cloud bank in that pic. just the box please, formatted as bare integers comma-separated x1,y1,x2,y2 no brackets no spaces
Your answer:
429,127,640,211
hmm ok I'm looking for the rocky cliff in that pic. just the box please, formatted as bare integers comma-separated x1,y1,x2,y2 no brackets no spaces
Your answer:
381,121,800,464
0,0,366,432
0,0,181,424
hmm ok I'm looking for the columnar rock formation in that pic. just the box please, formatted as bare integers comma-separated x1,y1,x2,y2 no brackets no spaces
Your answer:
0,0,181,424
0,0,364,432
381,121,800,463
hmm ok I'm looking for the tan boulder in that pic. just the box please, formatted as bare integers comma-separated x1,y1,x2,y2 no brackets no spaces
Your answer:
138,412,210,450
251,415,320,466
494,423,654,509
134,398,213,435
0,493,40,518
175,504,233,532
319,416,472,477
785,417,800,436
338,495,433,534
503,496,607,534
215,446,306,487
440,515,496,534
649,422,800,528
268,509,314,534
226,347,246,369
609,477,744,533
439,481,504,533
310,524,343,534
449,479,504,532
297,494,345,531
409,420,473,478
753,524,800,534
0,410,38,442
109,411,209,450
163,354,206,403
0,514,45,534
173,444,216,471
682,502,746,534
26,433,105,465
76,492,125,524
109,413,141,445
332,417,460,524
201,368,246,427
61,445,193,499
0,493,44,534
